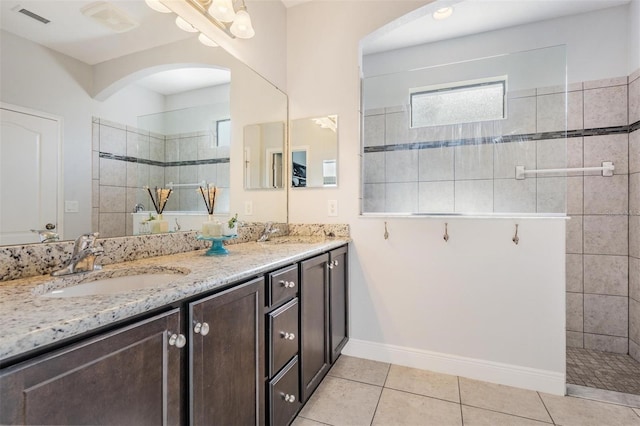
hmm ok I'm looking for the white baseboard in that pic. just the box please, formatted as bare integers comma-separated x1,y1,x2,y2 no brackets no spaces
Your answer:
342,339,566,395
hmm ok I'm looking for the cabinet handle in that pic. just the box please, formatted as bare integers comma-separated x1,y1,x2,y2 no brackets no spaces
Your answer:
194,322,210,336
168,333,186,348
327,262,334,270
333,259,339,267
279,280,296,288
284,394,296,403
280,332,296,340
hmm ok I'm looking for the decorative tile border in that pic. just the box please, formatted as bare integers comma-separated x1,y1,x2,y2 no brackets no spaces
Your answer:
99,152,229,167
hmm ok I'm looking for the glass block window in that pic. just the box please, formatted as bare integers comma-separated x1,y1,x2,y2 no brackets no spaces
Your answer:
410,79,506,128
216,119,231,147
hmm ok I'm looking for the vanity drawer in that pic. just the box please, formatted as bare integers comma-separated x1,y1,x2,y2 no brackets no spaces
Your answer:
268,265,298,307
268,356,300,426
268,298,299,377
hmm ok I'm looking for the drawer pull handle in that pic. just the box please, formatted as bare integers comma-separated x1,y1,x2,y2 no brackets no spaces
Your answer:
328,259,339,269
284,394,296,403
281,332,296,340
168,333,186,348
279,280,296,288
194,322,210,336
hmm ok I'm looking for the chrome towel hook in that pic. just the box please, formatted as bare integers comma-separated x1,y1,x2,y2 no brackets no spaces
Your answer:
443,223,449,242
384,221,389,240
512,224,519,245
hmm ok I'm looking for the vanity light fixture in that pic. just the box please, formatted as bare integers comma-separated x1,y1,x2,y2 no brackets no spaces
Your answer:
144,0,172,13
146,0,255,40
198,33,219,47
432,6,453,20
176,15,198,32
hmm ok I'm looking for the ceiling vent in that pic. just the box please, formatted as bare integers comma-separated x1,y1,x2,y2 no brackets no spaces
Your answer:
12,6,51,24
81,1,139,33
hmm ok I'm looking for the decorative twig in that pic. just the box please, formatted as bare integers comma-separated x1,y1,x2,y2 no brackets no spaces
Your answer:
144,186,172,215
198,184,217,215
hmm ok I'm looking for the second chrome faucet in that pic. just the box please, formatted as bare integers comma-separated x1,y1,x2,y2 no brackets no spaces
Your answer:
51,232,104,276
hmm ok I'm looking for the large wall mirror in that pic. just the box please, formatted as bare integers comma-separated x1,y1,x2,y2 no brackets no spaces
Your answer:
290,115,339,188
0,0,287,245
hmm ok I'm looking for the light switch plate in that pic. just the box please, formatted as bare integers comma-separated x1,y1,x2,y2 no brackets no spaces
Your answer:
328,200,338,217
244,200,253,215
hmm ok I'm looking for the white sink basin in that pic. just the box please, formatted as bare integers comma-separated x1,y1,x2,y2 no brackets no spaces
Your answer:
40,267,188,298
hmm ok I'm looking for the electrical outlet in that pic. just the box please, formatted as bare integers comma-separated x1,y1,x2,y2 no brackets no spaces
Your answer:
328,199,338,217
244,200,253,215
65,201,79,213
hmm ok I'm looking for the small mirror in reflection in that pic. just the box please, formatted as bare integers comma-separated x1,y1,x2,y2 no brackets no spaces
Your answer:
290,115,338,188
243,121,285,189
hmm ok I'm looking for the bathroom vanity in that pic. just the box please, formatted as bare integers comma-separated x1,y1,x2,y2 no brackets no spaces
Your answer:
0,237,349,426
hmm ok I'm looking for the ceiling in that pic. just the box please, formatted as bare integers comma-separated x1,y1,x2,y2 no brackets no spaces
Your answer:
0,0,229,94
362,0,632,55
0,0,631,93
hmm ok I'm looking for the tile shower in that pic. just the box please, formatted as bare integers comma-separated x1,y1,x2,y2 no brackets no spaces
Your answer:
92,118,230,238
362,60,640,390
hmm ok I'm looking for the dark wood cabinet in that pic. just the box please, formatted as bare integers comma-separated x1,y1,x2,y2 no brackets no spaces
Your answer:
300,253,330,403
0,309,182,425
329,246,348,364
268,356,301,426
189,276,264,426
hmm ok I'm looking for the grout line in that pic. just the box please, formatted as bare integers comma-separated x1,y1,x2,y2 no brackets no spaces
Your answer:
458,376,465,425
382,385,461,406
536,392,557,425
462,402,555,425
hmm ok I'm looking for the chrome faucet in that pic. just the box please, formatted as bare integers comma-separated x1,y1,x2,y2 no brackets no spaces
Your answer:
257,222,279,242
51,232,104,276
31,229,60,243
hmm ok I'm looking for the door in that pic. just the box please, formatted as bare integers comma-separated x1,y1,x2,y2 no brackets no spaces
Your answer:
300,253,330,402
189,277,264,426
0,309,183,425
329,246,348,363
0,106,61,245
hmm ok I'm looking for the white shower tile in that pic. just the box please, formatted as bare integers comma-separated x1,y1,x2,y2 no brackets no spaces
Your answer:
454,180,493,213
493,140,536,179
99,157,126,187
583,333,628,354
385,182,418,213
566,292,583,332
363,183,385,213
99,123,126,155
364,114,385,147
99,212,126,238
537,91,583,132
584,294,628,337
566,331,583,348
630,131,640,174
216,162,230,187
583,76,628,90
99,185,126,213
630,76,640,124
418,146,454,181
502,96,536,135
567,176,583,215
454,144,493,180
566,254,583,293
566,215,583,254
583,174,628,215
583,134,628,175
583,215,628,256
583,255,629,296
537,177,566,214
363,152,385,183
386,150,418,183
418,181,454,213
494,179,536,213
584,85,628,128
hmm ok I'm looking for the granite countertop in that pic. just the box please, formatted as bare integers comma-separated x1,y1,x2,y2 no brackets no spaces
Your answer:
0,237,349,364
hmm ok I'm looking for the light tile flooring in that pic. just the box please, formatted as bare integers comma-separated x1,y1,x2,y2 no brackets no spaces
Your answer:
293,355,640,426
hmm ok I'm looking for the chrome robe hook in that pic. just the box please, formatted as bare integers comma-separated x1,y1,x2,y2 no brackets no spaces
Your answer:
443,223,449,242
512,224,519,245
384,221,389,240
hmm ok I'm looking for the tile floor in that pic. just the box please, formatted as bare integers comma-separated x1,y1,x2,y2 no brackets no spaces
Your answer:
566,347,640,395
293,355,640,426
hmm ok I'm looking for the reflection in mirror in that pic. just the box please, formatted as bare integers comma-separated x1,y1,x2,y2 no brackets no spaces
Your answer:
290,115,338,188
243,121,285,189
0,1,288,245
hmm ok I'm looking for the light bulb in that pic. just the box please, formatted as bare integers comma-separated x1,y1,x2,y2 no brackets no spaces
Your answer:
198,33,219,47
432,6,453,20
208,0,236,23
145,0,172,13
175,16,198,32
230,9,255,39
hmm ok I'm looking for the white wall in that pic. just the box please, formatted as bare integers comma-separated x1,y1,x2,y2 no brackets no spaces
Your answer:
629,0,640,72
287,1,566,394
364,4,630,84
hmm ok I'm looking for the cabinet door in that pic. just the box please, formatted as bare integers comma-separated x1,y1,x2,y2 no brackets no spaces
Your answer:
189,277,264,426
0,309,182,425
300,253,330,403
329,245,349,363
268,298,299,377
